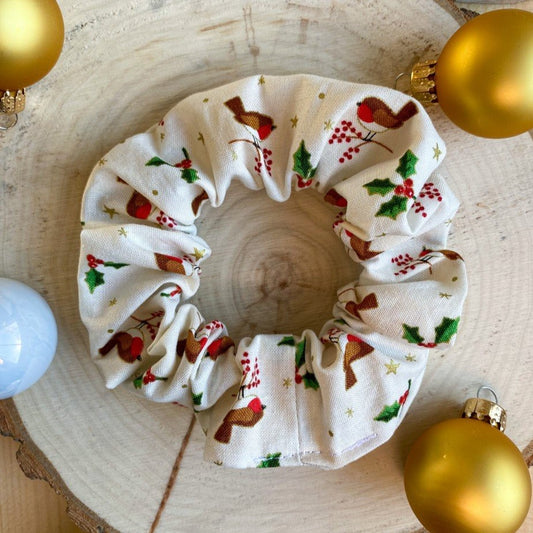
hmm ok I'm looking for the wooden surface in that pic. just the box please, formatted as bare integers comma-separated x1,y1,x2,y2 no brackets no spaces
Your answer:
1,1,532,532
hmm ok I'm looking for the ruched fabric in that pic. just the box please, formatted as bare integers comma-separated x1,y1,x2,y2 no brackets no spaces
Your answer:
78,75,467,468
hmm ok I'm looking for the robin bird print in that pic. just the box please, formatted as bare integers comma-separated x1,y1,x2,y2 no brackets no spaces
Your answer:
99,331,143,363
177,330,235,364
224,96,276,143
356,97,418,140
214,396,266,444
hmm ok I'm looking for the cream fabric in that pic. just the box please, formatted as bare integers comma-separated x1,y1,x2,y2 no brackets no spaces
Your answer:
78,74,467,469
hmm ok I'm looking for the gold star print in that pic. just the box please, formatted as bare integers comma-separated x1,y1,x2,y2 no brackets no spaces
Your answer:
203,97,209,103
324,119,333,131
258,75,265,85
439,292,452,299
433,143,442,161
405,353,417,362
160,132,165,141
385,359,400,375
109,297,117,306
282,377,292,389
98,158,107,166
192,248,206,260
290,115,298,128
197,132,205,144
118,227,128,237
345,408,354,418
102,205,118,219
318,92,325,99
231,149,238,161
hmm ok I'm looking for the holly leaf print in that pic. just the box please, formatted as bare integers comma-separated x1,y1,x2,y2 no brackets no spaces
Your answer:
302,372,320,390
374,400,401,422
192,392,203,406
292,140,317,180
180,168,199,184
133,376,143,389
402,324,425,344
278,336,296,347
85,268,105,294
434,316,460,344
363,178,396,197
146,156,167,167
295,339,306,368
103,261,129,269
376,195,408,219
257,452,281,468
396,149,419,179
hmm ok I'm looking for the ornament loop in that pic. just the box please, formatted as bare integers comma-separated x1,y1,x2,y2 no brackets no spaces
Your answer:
0,113,18,131
477,384,498,404
394,72,408,92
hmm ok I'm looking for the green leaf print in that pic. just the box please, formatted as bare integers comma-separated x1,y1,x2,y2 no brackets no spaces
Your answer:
295,339,306,369
292,140,317,180
85,268,105,294
434,317,460,344
363,178,396,196
402,324,425,344
146,156,167,167
374,401,401,422
257,452,282,468
396,149,418,179
103,261,129,269
375,195,408,219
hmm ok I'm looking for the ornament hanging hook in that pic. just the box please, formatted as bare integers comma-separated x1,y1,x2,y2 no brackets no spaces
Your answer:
394,72,409,93
476,385,498,405
0,113,18,131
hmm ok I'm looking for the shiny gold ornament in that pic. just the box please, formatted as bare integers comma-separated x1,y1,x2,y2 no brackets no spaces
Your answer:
411,9,533,138
404,388,531,533
0,0,64,124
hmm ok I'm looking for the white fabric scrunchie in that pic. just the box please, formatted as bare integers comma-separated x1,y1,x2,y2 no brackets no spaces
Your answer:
78,74,467,469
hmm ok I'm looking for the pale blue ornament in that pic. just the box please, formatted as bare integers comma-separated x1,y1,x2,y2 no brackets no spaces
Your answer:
0,278,57,399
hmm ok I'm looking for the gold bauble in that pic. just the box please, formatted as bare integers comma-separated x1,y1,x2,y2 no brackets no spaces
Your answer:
0,0,64,91
404,418,531,533
435,9,533,138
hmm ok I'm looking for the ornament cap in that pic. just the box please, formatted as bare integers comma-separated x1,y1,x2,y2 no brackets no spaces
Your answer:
410,60,438,105
0,89,26,115
462,386,506,432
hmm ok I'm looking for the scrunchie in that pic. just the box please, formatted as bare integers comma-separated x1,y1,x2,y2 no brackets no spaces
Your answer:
78,74,467,469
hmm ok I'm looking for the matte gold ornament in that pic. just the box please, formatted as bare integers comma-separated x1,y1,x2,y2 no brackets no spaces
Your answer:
0,0,64,127
411,9,533,138
404,387,531,533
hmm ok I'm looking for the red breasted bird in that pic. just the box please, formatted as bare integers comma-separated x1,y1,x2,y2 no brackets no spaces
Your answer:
214,396,266,444
224,96,276,142
356,97,418,140
99,331,143,363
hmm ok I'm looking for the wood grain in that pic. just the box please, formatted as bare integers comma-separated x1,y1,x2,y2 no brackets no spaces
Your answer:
1,1,532,532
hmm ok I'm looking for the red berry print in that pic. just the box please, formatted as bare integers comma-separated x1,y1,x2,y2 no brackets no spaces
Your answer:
143,368,156,384
254,148,273,176
413,182,442,218
156,210,178,229
240,351,261,389
134,367,168,389
391,248,437,276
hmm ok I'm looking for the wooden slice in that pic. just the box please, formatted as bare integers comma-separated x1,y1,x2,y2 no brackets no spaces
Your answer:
1,1,532,531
